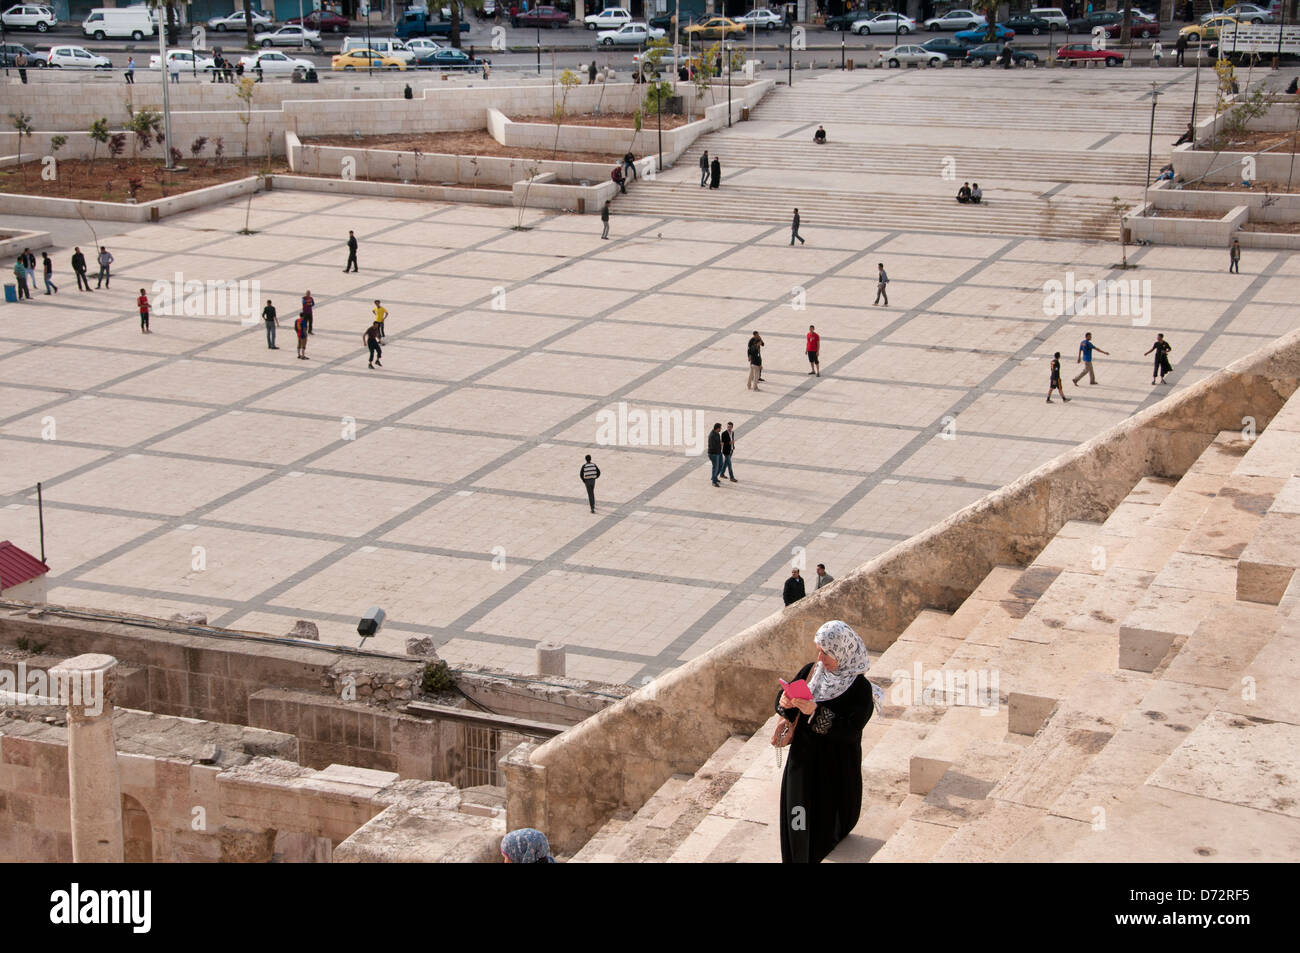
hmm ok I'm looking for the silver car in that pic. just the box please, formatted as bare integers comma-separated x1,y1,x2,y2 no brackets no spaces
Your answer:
597,22,666,45
239,50,313,74
208,10,273,32
259,25,322,48
879,44,947,67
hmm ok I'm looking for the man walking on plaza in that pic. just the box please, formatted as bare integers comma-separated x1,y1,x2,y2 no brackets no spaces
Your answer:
71,247,91,292
783,567,806,606
601,200,611,240
364,322,382,368
875,262,889,306
344,230,358,273
301,289,315,334
815,564,834,589
1073,331,1109,386
747,330,764,391
295,310,310,359
1229,238,1241,274
12,257,29,300
791,208,805,246
720,422,737,482
580,454,601,513
700,149,710,188
1175,32,1187,67
96,246,113,289
41,252,57,295
708,422,724,487
137,288,151,333
1047,351,1070,403
806,324,820,377
262,300,279,349
372,300,388,341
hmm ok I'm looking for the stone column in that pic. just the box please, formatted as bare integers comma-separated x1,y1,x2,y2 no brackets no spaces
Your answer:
536,641,566,677
50,654,123,864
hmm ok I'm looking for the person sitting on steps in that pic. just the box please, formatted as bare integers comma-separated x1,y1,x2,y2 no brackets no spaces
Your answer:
813,125,827,144
971,183,983,204
956,181,972,203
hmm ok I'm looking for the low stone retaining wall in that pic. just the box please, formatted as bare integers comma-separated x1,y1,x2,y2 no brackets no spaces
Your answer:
1127,182,1300,249
0,173,267,223
273,171,514,206
505,327,1300,853
0,228,52,259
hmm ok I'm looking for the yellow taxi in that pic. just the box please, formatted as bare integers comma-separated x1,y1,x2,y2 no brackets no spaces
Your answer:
683,16,748,40
1178,15,1243,41
331,48,406,71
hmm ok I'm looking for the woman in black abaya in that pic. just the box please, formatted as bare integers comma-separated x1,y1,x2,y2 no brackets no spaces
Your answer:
775,620,880,864
709,156,721,190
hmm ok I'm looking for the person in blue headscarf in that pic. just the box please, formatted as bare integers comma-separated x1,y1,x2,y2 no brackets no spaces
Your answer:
775,620,882,863
501,828,557,864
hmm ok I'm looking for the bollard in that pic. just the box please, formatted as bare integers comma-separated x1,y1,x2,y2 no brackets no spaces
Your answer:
537,641,566,677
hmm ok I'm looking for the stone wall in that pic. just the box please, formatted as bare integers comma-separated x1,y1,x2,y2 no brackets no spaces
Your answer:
505,327,1300,853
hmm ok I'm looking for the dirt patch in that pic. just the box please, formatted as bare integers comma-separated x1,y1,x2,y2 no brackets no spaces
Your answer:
1242,220,1300,233
512,111,692,131
1218,128,1300,152
0,156,289,203
305,130,625,164
1145,208,1226,219
286,171,510,191
1182,180,1300,194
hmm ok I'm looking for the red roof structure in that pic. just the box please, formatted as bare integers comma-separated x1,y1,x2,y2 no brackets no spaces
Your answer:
0,541,49,590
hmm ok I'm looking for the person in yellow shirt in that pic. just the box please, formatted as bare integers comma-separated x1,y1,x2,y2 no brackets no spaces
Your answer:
372,300,388,341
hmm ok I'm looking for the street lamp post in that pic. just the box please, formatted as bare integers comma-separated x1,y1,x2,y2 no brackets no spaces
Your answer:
788,15,793,85
1190,37,1202,150
536,22,541,75
1144,82,1160,211
158,13,177,170
727,39,732,126
365,5,372,76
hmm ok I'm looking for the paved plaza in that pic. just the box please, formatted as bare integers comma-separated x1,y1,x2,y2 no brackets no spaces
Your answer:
3,69,1298,687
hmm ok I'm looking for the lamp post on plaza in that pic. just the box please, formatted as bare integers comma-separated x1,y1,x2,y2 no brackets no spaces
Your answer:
1190,37,1202,151
1144,82,1160,211
726,38,732,127
365,2,372,76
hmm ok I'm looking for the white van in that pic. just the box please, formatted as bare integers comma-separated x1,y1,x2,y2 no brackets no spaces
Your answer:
82,7,156,40
341,35,414,63
1029,8,1069,29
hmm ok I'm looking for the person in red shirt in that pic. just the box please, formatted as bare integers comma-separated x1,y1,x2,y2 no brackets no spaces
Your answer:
295,311,309,360
806,324,820,377
137,289,150,334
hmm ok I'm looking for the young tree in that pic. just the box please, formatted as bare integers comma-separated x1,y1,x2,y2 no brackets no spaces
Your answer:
235,76,256,170
127,107,162,161
9,113,33,187
87,117,110,178
50,134,67,194
1111,196,1131,269
552,69,580,159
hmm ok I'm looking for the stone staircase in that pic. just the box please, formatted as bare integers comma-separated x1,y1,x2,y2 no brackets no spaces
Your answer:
566,391,1300,862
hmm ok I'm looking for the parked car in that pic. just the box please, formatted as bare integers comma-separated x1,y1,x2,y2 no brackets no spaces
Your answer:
0,42,46,66
259,25,322,48
852,13,916,34
923,9,984,31
1066,10,1123,32
1180,15,1243,40
46,45,112,68
825,11,869,31
416,47,485,71
208,10,273,33
514,5,569,27
332,47,406,70
598,21,665,45
241,50,315,74
879,44,946,67
149,48,216,71
405,37,446,54
341,36,415,64
584,7,631,31
734,8,783,31
919,36,969,58
965,42,1039,64
1103,17,1160,39
955,22,1014,42
1029,7,1070,29
1005,15,1052,36
1056,42,1123,65
649,11,699,30
82,7,154,40
0,4,55,31
683,15,748,39
285,9,350,33
1206,4,1271,24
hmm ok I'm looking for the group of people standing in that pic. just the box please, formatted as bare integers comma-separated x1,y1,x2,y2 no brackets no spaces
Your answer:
699,149,722,189
11,246,110,299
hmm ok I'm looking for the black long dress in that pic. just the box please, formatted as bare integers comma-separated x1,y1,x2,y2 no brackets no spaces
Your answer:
710,158,721,189
775,662,873,864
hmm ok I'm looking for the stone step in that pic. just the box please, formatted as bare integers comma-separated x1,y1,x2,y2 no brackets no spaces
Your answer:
909,704,1011,795
567,812,633,863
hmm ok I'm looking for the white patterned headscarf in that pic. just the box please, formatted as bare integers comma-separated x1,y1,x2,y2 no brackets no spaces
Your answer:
808,620,884,704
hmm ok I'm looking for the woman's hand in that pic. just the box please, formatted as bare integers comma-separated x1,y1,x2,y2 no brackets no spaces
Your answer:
789,697,816,717
779,692,794,709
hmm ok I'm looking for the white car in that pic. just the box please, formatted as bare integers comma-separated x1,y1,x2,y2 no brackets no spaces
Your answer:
585,7,631,31
852,13,916,35
1,4,56,32
259,25,322,47
340,35,415,63
239,50,313,74
923,9,985,31
734,8,783,30
46,45,112,69
208,10,273,32
405,37,445,54
879,44,947,67
149,48,216,71
597,22,665,45
1028,7,1069,29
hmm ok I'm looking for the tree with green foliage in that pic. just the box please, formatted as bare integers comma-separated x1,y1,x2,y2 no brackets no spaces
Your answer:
235,76,256,169
553,68,580,158
87,118,110,177
9,113,32,187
